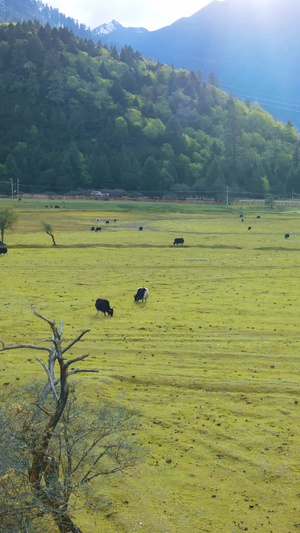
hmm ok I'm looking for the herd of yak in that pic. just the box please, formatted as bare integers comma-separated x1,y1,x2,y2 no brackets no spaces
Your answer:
0,212,292,317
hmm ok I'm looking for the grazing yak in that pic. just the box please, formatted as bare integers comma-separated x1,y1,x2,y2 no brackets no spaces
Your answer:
91,226,95,231
95,299,114,316
0,246,8,255
134,287,149,303
139,226,143,231
95,227,101,231
285,233,290,239
173,238,184,245
248,227,252,230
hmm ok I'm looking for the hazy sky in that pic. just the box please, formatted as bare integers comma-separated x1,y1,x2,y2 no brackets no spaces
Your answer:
47,0,217,31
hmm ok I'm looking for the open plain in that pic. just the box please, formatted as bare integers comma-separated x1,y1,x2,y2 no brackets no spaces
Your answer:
1,198,300,532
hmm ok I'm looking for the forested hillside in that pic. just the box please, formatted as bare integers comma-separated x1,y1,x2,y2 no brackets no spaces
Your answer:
98,0,300,129
0,0,95,40
0,21,299,198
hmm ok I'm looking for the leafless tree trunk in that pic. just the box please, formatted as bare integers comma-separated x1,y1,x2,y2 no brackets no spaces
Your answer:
49,232,56,246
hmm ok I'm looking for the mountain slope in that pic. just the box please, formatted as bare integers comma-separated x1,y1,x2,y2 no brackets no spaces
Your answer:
0,0,96,40
0,20,298,198
3,0,298,126
93,19,148,43
0,0,48,24
0,0,149,45
99,0,300,128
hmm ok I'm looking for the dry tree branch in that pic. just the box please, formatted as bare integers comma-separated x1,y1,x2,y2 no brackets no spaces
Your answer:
36,357,59,401
35,338,53,345
35,403,52,417
66,369,99,377
31,306,55,329
52,369,99,389
0,344,52,354
62,330,90,354
65,353,90,368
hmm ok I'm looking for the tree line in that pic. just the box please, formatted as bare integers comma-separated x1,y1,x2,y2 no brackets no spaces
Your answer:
0,20,299,199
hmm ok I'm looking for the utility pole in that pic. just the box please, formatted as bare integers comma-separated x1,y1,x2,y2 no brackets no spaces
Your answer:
10,178,13,199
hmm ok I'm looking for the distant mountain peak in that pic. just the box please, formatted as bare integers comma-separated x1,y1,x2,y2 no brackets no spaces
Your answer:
94,20,123,35
93,19,148,37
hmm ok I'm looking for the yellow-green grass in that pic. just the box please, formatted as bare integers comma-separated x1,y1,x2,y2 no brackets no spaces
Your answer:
1,199,300,532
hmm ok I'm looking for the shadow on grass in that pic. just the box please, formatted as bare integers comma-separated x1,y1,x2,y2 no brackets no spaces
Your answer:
256,246,300,251
113,374,296,395
8,243,243,250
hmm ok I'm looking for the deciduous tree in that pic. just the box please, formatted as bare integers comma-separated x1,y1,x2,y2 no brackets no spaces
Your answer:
42,221,57,246
0,206,18,243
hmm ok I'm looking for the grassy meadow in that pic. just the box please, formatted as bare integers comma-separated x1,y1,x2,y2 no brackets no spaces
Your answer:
1,198,300,532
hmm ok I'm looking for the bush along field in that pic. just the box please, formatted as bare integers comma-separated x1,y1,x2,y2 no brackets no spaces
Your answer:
1,199,300,532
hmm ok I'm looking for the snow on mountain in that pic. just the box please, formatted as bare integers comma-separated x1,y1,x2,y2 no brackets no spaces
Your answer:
94,19,122,35
93,19,148,38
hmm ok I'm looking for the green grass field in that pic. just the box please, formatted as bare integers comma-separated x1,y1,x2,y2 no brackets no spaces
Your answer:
1,198,300,532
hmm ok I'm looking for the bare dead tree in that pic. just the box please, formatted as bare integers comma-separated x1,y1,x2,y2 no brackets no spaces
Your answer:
0,308,138,533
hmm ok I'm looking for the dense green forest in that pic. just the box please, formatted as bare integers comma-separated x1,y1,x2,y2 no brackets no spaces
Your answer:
0,0,96,41
0,20,299,198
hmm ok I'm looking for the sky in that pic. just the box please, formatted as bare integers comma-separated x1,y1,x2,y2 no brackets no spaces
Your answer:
46,0,217,31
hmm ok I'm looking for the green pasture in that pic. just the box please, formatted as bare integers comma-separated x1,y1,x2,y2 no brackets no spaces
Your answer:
1,198,300,532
